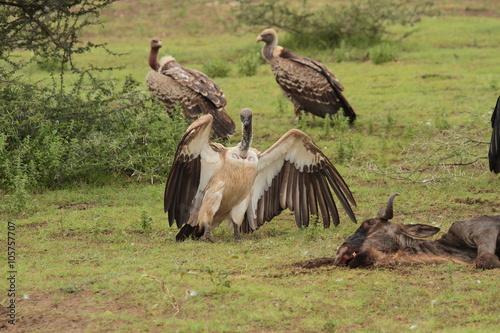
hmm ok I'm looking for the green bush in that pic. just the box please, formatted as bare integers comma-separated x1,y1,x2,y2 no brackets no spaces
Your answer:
369,43,399,64
202,59,231,78
0,74,187,191
235,0,437,51
333,41,369,63
0,0,187,194
237,53,260,77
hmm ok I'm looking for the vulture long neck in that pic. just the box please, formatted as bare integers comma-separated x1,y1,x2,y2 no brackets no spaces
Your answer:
262,38,278,61
149,46,161,71
238,110,253,158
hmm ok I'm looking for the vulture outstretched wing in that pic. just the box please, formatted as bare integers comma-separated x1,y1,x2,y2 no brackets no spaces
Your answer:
489,96,500,174
164,114,223,228
241,129,357,233
273,49,356,121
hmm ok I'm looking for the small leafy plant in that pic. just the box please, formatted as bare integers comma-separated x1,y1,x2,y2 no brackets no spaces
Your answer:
202,59,231,78
139,210,154,233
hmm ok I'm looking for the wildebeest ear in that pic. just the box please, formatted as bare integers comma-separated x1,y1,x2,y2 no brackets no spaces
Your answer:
400,224,440,238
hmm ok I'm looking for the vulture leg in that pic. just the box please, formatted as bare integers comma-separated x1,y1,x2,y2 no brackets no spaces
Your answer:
233,223,241,241
201,229,216,243
293,103,302,124
198,189,223,243
230,195,252,240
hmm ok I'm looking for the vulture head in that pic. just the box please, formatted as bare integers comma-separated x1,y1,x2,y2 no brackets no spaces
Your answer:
256,29,280,60
256,28,278,45
149,37,163,71
150,37,162,49
237,108,253,159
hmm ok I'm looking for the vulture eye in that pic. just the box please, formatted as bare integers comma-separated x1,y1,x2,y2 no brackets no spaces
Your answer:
247,156,255,162
231,153,239,160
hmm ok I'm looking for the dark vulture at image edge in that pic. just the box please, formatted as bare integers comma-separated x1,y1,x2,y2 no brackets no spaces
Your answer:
146,37,236,139
489,95,500,174
164,108,357,242
256,28,357,123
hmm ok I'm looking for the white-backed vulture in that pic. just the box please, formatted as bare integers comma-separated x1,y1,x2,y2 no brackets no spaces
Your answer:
146,37,236,139
164,108,357,242
489,96,500,174
256,29,357,123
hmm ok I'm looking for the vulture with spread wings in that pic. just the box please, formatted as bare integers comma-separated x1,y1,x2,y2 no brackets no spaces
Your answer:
164,108,357,242
146,37,235,139
489,96,500,174
257,29,356,123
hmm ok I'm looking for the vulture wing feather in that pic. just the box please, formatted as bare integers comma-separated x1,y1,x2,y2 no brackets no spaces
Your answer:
163,66,235,138
164,115,221,228
241,129,356,233
275,49,356,120
489,96,500,174
180,67,227,108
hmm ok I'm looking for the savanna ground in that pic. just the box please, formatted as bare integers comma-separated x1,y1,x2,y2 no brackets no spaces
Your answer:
1,0,500,332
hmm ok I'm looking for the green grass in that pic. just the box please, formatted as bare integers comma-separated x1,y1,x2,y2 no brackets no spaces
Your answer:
1,0,500,331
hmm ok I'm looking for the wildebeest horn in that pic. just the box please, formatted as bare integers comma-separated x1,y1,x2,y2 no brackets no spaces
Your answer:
375,193,399,220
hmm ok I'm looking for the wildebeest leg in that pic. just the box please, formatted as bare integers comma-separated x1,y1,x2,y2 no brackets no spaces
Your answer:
475,233,500,269
476,253,500,269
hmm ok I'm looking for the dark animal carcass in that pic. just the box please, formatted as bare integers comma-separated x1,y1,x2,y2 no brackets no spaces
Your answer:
334,194,500,269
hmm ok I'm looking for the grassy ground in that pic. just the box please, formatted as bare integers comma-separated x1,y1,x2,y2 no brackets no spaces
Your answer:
1,0,500,332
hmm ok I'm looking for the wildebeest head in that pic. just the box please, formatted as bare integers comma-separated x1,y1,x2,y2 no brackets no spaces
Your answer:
334,194,440,268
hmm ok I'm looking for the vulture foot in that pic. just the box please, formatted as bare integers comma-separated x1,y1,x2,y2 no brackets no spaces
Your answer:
201,232,216,243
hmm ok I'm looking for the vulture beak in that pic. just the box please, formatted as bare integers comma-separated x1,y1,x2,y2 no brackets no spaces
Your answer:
241,116,251,126
256,35,263,43
240,108,253,126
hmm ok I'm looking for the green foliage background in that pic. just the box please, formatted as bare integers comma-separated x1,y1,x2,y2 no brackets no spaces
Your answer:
0,75,186,190
0,0,439,193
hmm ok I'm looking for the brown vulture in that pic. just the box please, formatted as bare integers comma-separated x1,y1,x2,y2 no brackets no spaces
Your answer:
256,29,357,123
164,108,357,242
489,95,500,174
146,37,236,139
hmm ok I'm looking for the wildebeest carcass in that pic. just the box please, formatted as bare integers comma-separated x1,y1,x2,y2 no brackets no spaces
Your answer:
334,194,500,269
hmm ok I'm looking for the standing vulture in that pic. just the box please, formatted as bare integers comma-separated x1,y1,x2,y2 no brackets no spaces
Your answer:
489,95,500,174
164,108,357,242
146,37,236,139
256,29,357,123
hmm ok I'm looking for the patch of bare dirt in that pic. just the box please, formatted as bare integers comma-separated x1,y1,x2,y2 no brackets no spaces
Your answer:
292,257,339,270
1,290,146,332
453,197,496,207
58,202,96,210
420,74,463,80
22,222,48,229
443,6,500,17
